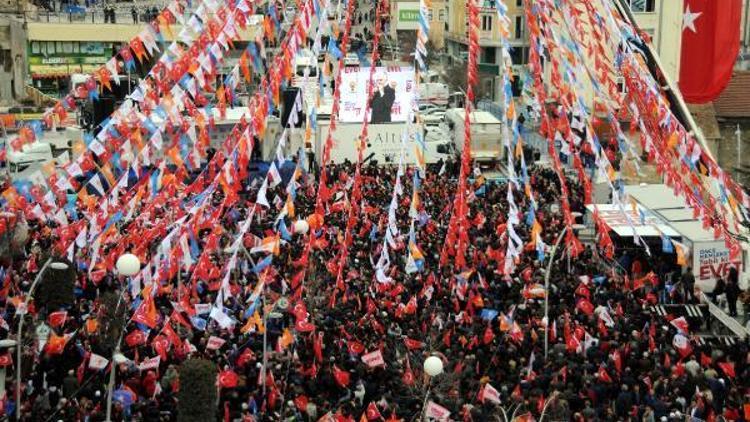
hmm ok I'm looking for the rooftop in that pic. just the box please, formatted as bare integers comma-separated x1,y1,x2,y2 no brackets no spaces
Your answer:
713,70,750,119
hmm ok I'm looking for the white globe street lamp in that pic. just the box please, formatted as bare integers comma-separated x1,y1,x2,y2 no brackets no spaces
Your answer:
423,356,444,377
115,253,140,276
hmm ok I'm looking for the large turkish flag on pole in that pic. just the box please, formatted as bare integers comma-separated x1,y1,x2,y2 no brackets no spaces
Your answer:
678,0,743,103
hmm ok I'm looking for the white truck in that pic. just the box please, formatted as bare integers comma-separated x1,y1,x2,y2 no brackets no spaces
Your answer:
314,122,452,166
417,83,449,106
444,108,503,167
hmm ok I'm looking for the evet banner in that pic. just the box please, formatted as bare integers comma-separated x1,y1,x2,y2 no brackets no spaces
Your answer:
694,241,742,286
339,66,416,123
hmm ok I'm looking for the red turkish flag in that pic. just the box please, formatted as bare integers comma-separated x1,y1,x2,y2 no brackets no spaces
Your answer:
332,365,350,388
678,0,743,103
0,353,12,367
218,370,239,388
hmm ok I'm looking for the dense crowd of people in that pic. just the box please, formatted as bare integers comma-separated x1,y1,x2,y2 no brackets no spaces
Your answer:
1,153,748,421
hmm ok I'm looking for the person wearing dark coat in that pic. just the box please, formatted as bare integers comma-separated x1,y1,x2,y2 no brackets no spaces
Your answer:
369,73,396,124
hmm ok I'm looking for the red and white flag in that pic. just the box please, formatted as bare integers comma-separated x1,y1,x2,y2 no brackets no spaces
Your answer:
425,401,450,421
206,336,226,350
481,382,501,404
672,333,692,358
88,353,109,370
48,311,67,328
361,350,385,368
678,0,743,103
139,356,161,371
669,316,689,334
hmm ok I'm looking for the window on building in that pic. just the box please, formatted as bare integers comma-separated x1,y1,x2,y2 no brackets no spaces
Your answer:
516,0,523,6
31,42,40,55
482,47,497,63
439,9,445,22
509,46,530,65
514,16,524,39
628,0,655,13
428,9,433,21
616,76,627,93
482,15,493,31
46,41,55,55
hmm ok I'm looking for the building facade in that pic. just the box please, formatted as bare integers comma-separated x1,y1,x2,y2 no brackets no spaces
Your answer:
442,0,684,102
389,0,448,52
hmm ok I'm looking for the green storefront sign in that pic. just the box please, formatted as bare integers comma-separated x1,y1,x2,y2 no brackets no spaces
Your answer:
28,56,109,66
398,9,420,22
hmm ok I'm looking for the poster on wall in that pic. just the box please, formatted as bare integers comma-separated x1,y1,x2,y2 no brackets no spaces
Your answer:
339,66,416,123
693,241,742,288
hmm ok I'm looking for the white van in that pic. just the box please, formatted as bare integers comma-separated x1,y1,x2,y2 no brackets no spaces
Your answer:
7,142,53,173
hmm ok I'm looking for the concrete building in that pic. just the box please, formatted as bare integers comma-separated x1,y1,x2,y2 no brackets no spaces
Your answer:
388,0,447,53
443,0,528,101
0,17,29,105
0,9,263,103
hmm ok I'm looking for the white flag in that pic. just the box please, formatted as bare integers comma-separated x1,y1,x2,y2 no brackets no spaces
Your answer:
425,401,450,421
88,353,110,370
481,383,501,404
206,336,226,350
361,350,385,368
139,356,161,371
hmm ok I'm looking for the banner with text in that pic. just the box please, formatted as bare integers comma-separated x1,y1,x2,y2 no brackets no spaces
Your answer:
339,66,416,123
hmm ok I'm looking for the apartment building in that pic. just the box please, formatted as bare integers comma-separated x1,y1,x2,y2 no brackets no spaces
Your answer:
389,0,448,52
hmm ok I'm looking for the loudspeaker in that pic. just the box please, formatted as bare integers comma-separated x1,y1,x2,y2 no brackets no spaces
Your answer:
281,87,304,128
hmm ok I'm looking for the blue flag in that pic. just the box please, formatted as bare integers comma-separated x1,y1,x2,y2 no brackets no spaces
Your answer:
661,234,673,253
252,255,273,274
328,38,343,60
480,309,498,321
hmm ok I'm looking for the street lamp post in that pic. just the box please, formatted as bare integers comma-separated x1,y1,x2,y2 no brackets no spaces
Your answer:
421,356,444,421
15,257,55,415
543,221,585,361
105,253,140,422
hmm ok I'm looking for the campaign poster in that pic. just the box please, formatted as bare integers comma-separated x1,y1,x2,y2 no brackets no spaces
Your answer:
339,66,416,123
693,241,741,285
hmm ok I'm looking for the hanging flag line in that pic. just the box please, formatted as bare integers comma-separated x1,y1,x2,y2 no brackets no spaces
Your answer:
295,0,358,295
439,0,480,271
58,1,281,264
332,0,388,295
572,0,745,254
8,0,188,151
59,0,322,288
5,0,261,229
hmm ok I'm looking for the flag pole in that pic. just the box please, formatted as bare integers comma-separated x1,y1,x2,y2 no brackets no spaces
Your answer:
611,0,717,163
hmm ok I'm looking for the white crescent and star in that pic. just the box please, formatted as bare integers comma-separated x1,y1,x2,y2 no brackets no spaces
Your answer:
683,5,702,33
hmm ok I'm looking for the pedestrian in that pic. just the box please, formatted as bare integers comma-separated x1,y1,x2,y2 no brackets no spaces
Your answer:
131,5,137,23
682,267,696,303
725,267,740,317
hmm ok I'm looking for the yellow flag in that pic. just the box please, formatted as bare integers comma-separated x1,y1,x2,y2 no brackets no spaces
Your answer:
279,328,294,349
